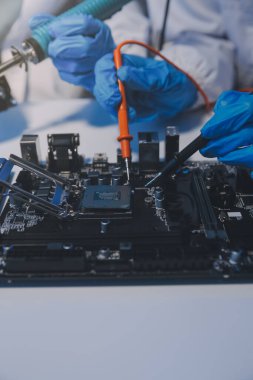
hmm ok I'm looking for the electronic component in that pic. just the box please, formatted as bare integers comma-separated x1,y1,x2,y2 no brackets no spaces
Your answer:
0,133,252,286
48,134,82,173
1,210,44,235
165,126,179,162
20,135,41,165
238,195,253,210
93,153,109,172
138,132,159,172
154,187,165,209
192,169,228,240
0,154,73,219
81,185,131,211
146,134,208,187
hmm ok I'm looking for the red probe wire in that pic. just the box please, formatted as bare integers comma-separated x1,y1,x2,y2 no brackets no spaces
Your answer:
113,40,212,177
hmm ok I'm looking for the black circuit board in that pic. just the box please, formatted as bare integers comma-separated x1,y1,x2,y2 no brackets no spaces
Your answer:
0,157,253,286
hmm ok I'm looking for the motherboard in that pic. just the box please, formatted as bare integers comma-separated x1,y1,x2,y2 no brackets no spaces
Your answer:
0,132,253,285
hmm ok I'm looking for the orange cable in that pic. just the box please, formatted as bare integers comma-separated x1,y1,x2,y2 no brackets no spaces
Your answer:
113,40,212,160
115,40,212,112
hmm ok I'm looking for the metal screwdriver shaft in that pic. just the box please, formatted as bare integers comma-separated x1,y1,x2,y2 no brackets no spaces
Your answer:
0,55,23,76
145,134,208,187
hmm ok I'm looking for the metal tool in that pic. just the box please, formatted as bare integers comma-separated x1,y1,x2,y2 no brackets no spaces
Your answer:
0,0,132,77
0,155,73,219
145,134,208,187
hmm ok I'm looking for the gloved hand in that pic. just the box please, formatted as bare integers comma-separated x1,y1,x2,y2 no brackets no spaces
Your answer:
201,90,253,168
29,14,115,92
93,53,198,122
29,13,54,29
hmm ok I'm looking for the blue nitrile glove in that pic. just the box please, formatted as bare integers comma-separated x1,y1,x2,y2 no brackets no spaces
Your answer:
29,14,115,93
201,90,253,169
93,53,198,123
29,13,54,29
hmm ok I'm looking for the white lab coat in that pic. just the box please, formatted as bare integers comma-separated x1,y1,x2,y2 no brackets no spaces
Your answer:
157,0,253,103
2,0,253,104
108,0,253,105
0,0,22,50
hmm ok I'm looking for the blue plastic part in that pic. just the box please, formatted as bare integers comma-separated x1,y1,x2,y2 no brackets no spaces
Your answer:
201,91,253,169
0,160,14,183
31,0,132,57
0,158,7,168
52,184,65,206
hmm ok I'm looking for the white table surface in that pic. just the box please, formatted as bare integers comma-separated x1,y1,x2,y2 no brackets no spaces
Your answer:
0,100,253,380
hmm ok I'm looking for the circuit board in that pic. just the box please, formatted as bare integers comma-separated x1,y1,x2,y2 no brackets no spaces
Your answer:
0,132,253,286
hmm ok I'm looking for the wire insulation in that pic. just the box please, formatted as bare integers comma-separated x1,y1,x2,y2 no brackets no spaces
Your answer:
113,39,212,164
114,40,212,112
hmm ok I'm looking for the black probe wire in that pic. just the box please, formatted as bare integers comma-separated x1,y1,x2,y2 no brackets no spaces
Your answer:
159,0,171,51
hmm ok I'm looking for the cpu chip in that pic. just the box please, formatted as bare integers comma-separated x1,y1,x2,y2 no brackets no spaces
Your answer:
81,185,131,210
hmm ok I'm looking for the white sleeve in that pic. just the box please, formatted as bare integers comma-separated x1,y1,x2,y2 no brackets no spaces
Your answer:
106,1,150,57
160,0,235,105
0,0,22,51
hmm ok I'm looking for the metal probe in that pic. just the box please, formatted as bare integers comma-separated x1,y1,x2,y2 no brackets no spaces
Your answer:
0,55,23,75
114,48,133,182
145,134,208,187
0,44,38,76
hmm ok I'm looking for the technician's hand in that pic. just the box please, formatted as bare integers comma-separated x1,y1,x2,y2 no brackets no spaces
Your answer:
29,14,115,93
93,53,197,122
201,91,253,168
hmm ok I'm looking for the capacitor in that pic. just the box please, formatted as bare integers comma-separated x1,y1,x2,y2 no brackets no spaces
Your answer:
154,187,165,209
97,249,111,260
144,197,153,207
112,176,121,186
63,243,74,252
229,249,243,267
112,167,122,176
165,126,179,162
100,219,110,234
98,177,105,185
155,187,164,199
